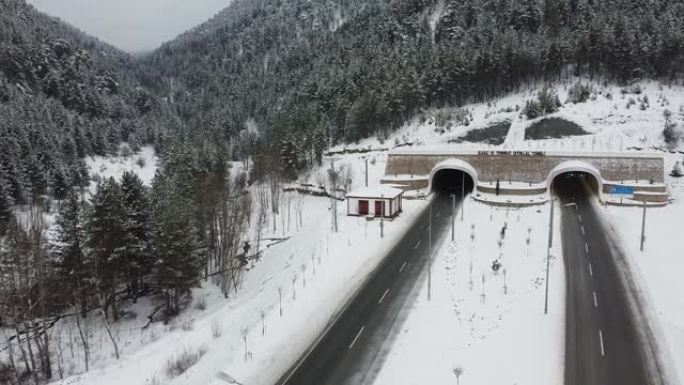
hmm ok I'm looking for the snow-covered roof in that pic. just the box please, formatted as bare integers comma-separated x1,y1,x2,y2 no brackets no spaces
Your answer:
347,185,404,199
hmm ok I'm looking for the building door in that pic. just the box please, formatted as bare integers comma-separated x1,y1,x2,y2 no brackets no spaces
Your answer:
375,201,383,217
358,200,369,216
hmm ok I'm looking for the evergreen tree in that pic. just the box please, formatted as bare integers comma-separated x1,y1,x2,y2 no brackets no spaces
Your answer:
86,177,126,321
53,191,90,312
151,174,201,314
52,167,69,203
120,171,152,298
0,174,13,235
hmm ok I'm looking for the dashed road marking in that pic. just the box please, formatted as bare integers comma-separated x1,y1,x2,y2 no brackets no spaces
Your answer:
589,262,594,276
378,288,390,304
349,326,365,350
599,329,606,357
399,261,407,272
414,240,422,249
593,291,598,308
585,243,589,253
578,214,582,223
581,225,586,235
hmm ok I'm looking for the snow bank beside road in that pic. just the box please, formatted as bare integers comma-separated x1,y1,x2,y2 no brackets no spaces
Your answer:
601,185,684,384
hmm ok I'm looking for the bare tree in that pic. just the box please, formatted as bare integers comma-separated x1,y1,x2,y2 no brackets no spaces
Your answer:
100,310,119,359
328,160,340,232
241,327,249,362
260,309,266,336
277,286,283,316
453,366,464,384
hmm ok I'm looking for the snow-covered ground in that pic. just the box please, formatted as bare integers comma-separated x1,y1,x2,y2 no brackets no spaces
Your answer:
36,78,684,385
372,199,565,385
46,149,432,385
86,145,158,187
331,79,684,156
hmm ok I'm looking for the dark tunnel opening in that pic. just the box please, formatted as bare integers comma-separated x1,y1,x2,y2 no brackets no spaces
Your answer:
551,172,600,199
431,169,475,195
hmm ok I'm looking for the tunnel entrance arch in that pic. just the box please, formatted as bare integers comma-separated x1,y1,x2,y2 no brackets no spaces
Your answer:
428,159,478,194
547,161,603,196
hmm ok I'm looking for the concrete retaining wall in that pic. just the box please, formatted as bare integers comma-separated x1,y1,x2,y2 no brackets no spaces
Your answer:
385,151,665,186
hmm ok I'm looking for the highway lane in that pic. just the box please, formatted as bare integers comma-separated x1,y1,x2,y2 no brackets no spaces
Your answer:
556,176,651,385
277,193,457,385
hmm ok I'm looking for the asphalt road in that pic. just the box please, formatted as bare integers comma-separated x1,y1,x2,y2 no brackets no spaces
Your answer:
277,193,457,385
556,176,651,385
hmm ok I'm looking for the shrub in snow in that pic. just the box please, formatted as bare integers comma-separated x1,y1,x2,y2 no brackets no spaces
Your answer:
211,321,223,339
194,296,207,311
181,319,194,331
663,110,683,148
523,87,560,119
435,107,469,128
136,157,146,168
165,346,207,378
120,144,133,158
567,82,592,104
670,162,683,178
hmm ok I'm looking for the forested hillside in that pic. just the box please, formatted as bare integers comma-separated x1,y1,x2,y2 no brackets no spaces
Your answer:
149,0,684,176
0,0,180,212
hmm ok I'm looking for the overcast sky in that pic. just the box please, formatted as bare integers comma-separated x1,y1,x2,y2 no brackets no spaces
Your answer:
27,0,232,53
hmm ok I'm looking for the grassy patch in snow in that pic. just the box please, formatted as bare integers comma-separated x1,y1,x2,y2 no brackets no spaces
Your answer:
525,117,590,140
165,346,207,378
449,120,511,145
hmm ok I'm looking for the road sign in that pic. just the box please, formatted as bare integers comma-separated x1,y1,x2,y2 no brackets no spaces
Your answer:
610,186,634,195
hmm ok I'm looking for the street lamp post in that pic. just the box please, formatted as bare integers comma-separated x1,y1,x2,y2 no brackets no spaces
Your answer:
451,194,455,241
544,197,555,315
380,194,384,239
461,172,465,222
640,201,647,251
428,200,432,301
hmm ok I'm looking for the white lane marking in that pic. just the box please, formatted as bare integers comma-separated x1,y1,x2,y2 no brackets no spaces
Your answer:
349,326,365,350
593,291,598,308
581,225,586,235
399,261,407,272
414,240,422,249
425,225,430,231
599,329,606,357
378,288,390,304
578,214,582,223
585,243,589,253
589,262,593,276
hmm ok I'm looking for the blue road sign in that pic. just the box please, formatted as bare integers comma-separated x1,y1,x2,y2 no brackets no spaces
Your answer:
609,186,634,195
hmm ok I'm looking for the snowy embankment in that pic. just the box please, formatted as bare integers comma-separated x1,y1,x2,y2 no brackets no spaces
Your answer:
372,199,565,385
599,182,684,384
49,150,430,385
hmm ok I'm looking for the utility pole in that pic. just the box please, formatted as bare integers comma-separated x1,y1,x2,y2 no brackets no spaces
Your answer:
640,201,647,251
451,194,455,241
461,172,465,222
544,197,555,315
380,194,384,239
428,200,432,301
365,157,369,187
